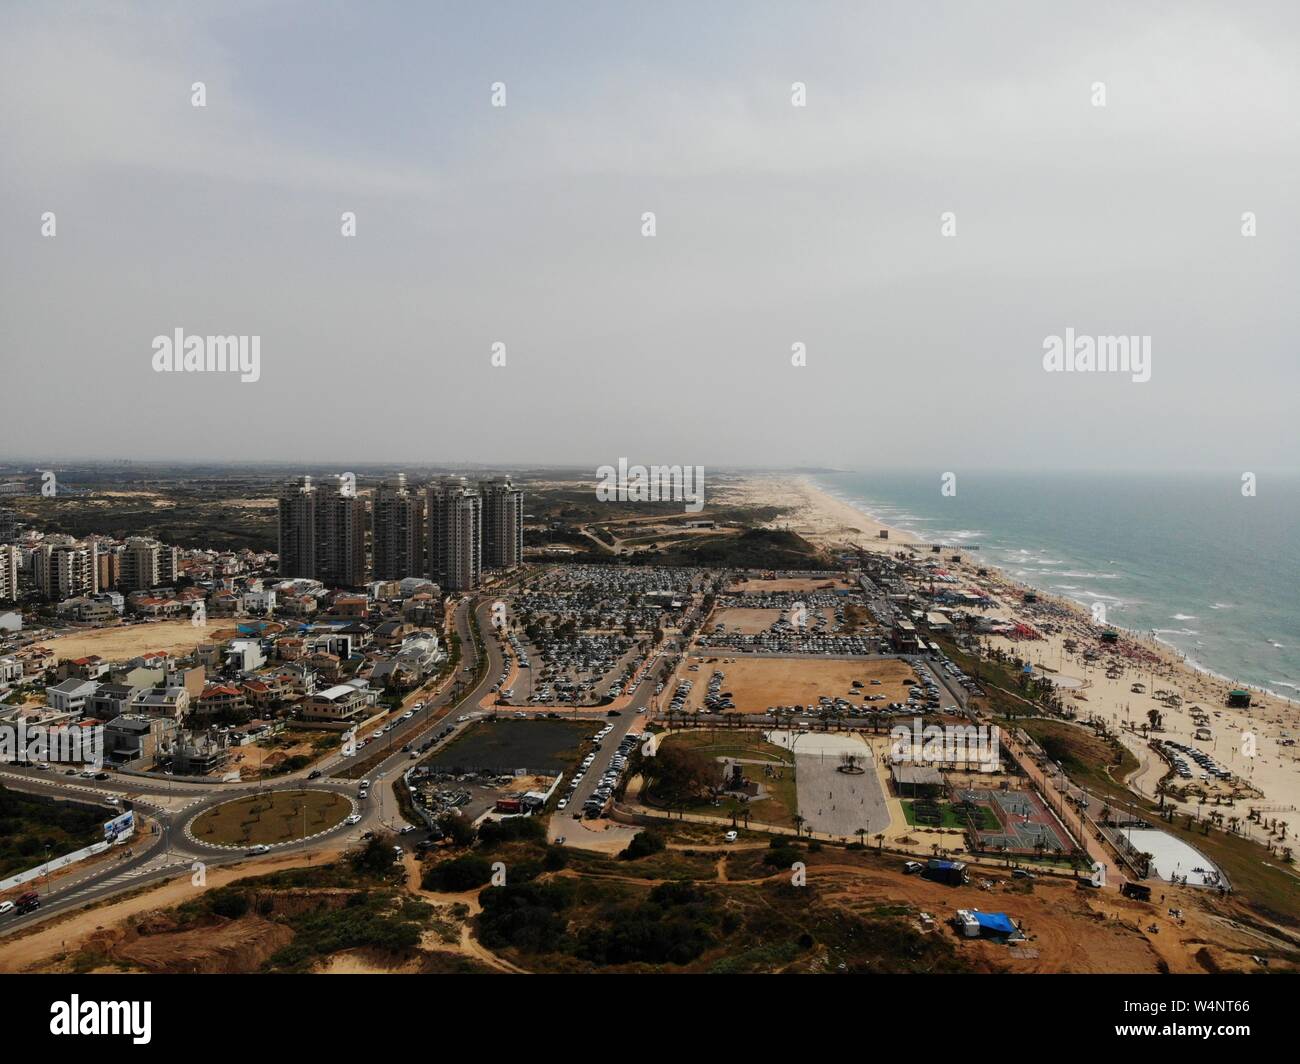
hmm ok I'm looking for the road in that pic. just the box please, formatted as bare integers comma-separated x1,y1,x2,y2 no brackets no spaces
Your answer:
0,594,500,938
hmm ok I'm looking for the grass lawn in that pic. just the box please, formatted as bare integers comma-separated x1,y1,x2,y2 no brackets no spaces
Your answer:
660,730,796,766
654,730,799,828
190,789,351,847
1011,717,1140,802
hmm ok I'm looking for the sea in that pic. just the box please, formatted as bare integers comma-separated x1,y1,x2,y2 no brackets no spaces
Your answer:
812,471,1300,701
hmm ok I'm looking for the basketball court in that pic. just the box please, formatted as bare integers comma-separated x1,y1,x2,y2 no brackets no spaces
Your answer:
955,785,1073,854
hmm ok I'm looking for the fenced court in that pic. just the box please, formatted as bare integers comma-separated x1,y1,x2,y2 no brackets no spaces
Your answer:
954,785,1072,855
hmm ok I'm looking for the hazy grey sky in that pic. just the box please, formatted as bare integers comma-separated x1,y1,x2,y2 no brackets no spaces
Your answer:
2,1,1297,472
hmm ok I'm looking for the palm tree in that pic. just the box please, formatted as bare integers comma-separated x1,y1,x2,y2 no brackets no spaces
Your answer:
875,832,885,853
792,814,805,838
854,828,866,848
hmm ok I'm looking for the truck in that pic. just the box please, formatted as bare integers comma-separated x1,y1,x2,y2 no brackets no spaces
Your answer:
1120,881,1152,902
922,859,969,886
15,891,40,914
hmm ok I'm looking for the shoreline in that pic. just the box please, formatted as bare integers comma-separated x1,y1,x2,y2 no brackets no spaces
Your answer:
792,473,1298,710
719,472,1300,842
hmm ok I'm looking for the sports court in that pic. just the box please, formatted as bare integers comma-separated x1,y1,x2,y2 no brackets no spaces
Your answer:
954,785,1073,854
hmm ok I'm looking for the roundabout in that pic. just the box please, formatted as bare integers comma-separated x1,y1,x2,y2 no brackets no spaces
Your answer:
185,789,355,850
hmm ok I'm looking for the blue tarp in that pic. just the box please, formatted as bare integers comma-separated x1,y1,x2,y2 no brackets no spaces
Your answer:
973,911,1016,935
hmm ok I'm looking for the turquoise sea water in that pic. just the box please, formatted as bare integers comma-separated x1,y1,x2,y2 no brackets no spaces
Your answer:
813,471,1300,700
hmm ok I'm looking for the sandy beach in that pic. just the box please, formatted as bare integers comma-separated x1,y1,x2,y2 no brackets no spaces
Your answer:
728,473,1300,849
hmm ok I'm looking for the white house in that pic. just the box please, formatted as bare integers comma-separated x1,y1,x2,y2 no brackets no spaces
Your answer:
45,677,100,714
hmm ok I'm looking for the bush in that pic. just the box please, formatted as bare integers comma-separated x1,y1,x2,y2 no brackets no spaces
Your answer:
621,830,666,860
477,880,573,953
764,847,799,868
437,812,477,848
350,836,398,877
423,854,493,892
477,817,545,847
209,890,250,919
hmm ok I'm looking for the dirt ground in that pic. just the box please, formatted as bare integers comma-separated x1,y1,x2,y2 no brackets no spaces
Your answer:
37,618,237,664
0,845,349,973
800,852,1295,974
680,654,917,713
730,577,854,593
6,827,1293,975
711,608,787,634
232,738,321,775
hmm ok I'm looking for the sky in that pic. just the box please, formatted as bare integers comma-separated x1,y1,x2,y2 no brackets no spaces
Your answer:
2,1,1297,472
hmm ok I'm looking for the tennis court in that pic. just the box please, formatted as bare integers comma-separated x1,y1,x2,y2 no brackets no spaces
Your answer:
954,785,1072,854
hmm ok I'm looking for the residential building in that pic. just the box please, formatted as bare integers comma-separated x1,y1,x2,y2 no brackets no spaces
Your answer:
316,482,368,588
0,543,19,601
34,538,98,600
129,686,190,722
91,590,125,615
0,656,25,691
301,683,368,723
104,714,178,766
172,730,230,775
56,596,117,625
60,655,110,681
194,683,249,718
88,683,144,720
120,537,162,591
277,475,318,579
480,475,524,570
45,677,100,714
427,476,481,591
224,638,266,673
96,549,121,590
372,473,425,580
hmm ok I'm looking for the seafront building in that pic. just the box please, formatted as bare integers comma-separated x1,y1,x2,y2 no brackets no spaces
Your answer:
480,475,524,570
372,473,425,581
427,477,481,591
